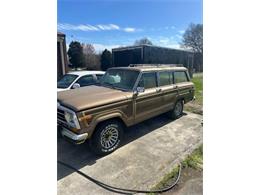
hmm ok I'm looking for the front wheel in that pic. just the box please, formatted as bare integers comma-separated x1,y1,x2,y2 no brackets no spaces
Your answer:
168,100,184,119
89,120,124,155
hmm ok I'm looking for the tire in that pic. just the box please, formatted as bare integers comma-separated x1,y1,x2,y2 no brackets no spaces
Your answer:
168,100,184,119
89,120,124,155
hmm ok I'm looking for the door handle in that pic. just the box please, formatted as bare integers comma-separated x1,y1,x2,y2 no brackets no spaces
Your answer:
156,88,162,93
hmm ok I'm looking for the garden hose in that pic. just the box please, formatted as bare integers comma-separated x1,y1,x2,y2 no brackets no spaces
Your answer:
58,160,181,194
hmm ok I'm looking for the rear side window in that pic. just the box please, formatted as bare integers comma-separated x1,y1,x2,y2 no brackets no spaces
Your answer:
138,72,157,89
76,75,95,87
174,71,188,83
159,72,173,86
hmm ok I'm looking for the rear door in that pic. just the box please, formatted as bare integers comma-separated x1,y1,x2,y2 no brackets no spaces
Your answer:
173,71,194,102
158,71,178,111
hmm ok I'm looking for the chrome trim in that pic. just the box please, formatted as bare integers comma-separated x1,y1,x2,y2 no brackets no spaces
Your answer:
57,109,65,120
61,127,88,142
57,104,80,129
57,118,66,124
132,71,143,91
100,126,119,149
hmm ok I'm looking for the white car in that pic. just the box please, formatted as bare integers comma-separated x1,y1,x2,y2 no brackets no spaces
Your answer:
57,71,105,92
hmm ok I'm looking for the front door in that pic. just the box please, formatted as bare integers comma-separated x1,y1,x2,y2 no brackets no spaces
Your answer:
134,72,164,123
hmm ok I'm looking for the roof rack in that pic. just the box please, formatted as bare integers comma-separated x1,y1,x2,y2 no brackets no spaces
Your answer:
128,64,183,67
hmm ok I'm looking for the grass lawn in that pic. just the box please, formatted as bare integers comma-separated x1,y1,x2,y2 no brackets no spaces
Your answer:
150,145,203,194
192,73,203,105
185,73,203,114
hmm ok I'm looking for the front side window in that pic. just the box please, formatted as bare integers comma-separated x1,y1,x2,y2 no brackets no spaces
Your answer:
138,72,157,89
76,75,95,87
174,71,188,83
57,74,78,89
100,69,139,91
159,72,173,86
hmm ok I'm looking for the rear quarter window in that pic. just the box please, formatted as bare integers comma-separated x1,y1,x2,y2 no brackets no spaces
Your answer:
159,72,173,86
174,71,188,83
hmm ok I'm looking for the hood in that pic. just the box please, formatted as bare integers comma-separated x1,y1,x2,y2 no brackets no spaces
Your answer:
57,85,131,111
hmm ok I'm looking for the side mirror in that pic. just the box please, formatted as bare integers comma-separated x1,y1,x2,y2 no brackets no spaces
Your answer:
72,83,80,89
136,87,145,93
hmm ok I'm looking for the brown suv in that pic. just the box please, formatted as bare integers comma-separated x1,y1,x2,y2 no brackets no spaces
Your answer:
57,65,195,155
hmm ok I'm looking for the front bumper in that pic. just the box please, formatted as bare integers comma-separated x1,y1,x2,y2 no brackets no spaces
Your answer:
60,127,88,144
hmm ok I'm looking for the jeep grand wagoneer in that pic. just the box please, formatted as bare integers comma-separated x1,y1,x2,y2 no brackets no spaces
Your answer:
57,65,195,155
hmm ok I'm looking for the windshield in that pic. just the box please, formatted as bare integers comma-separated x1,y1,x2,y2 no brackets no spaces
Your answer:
57,74,78,89
100,69,140,91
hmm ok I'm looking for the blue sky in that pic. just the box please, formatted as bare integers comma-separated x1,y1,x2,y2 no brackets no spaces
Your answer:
58,0,202,52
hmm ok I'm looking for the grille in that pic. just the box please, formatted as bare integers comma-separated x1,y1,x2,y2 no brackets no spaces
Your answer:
57,108,67,126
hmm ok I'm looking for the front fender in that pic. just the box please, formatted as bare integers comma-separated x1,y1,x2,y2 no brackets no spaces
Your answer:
86,111,127,137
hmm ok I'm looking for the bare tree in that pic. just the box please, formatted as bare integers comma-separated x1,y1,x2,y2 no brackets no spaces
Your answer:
134,37,153,45
81,43,101,70
181,24,203,72
181,23,203,53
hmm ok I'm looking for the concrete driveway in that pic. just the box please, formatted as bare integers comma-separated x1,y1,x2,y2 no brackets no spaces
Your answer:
57,112,203,195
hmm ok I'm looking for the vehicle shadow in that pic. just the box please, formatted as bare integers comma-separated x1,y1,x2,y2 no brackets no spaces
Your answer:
57,112,187,180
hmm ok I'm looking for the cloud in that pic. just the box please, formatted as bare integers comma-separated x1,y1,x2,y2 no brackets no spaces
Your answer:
164,44,181,49
176,34,183,39
178,30,185,34
58,23,136,32
77,24,99,31
123,27,136,32
160,42,180,49
151,36,180,49
96,24,120,30
92,43,124,53
164,26,175,30
159,38,170,44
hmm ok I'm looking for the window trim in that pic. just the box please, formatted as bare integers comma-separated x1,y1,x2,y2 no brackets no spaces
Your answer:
173,71,189,84
133,69,190,90
185,71,191,81
158,71,174,87
134,71,158,90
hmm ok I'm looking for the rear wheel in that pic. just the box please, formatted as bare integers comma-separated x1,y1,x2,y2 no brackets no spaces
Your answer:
90,120,124,155
168,100,184,119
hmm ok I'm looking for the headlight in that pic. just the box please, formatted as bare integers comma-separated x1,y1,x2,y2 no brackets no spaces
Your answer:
64,111,80,129
64,112,74,123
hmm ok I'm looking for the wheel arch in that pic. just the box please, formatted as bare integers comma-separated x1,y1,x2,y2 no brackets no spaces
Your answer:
88,113,127,138
175,97,185,105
